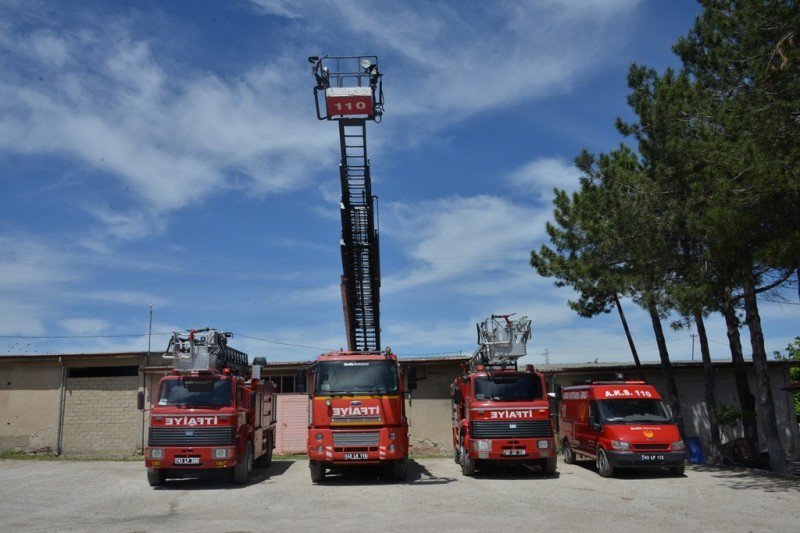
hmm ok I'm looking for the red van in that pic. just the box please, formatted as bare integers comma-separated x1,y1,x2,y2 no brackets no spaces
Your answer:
556,381,686,477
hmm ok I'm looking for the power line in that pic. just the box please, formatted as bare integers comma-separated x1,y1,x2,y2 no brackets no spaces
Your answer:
233,333,333,352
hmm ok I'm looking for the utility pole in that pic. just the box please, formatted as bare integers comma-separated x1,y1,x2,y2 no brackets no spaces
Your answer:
690,333,697,361
541,347,550,365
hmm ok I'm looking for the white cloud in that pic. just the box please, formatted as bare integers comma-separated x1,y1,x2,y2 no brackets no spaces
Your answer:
59,318,111,335
506,156,581,201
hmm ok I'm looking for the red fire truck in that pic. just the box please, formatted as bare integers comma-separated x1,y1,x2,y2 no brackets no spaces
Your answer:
298,349,415,482
556,381,686,477
452,315,557,476
139,329,277,486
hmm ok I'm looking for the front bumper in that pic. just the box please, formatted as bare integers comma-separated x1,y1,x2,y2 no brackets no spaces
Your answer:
307,427,407,465
466,437,556,461
144,447,238,469
604,450,687,468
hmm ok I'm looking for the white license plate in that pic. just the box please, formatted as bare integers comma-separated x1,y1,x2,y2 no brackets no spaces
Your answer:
641,454,665,461
502,449,526,456
344,453,368,460
174,457,200,465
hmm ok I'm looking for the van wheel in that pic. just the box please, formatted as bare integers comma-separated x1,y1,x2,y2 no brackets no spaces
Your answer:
669,464,685,476
233,443,253,484
460,443,475,476
309,460,325,483
562,440,576,464
541,456,557,475
147,467,165,487
597,448,614,478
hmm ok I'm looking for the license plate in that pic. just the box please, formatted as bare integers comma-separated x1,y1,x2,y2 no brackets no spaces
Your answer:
174,457,200,465
641,454,665,461
344,453,368,460
502,449,526,456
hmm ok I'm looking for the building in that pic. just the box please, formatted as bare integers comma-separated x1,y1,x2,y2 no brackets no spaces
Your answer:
1,352,797,459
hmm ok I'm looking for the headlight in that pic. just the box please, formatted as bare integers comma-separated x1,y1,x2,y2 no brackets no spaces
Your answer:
316,445,324,453
389,432,396,441
537,440,550,449
472,439,491,452
212,448,229,459
388,444,396,452
315,433,324,441
611,440,630,450
672,440,685,451
148,448,164,459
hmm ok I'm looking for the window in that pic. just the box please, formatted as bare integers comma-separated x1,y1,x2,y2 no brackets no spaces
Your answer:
269,374,296,393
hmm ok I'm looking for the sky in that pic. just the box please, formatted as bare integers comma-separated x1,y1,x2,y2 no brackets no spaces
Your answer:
0,0,797,365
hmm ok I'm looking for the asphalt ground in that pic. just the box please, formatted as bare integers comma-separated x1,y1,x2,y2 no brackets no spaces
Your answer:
0,457,797,532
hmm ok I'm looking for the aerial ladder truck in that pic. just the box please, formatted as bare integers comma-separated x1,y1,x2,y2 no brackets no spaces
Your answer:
451,315,557,476
299,55,415,482
139,328,276,486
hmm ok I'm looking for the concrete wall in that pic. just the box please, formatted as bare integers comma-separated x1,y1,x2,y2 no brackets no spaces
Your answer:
0,360,61,451
404,362,461,456
61,376,142,457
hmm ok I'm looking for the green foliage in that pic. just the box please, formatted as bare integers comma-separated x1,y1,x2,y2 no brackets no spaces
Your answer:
715,404,756,428
773,337,800,416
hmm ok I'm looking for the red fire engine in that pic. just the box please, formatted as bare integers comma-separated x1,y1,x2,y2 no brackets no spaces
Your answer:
139,328,277,486
300,55,416,482
452,315,557,476
556,380,686,477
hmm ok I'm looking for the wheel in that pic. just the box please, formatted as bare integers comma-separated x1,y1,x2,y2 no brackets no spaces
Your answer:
562,439,576,465
391,456,408,481
309,460,325,483
233,443,253,484
460,443,475,476
669,464,685,476
541,456,557,475
254,436,273,469
596,448,614,478
454,444,460,464
147,467,165,487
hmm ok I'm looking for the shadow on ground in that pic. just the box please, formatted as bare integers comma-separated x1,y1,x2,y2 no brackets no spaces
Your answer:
152,459,294,490
571,459,684,480
313,459,455,486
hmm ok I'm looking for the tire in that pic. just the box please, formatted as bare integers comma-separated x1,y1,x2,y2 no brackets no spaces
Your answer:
309,460,325,483
460,443,475,476
254,435,273,469
454,444,460,464
233,443,253,484
147,467,165,487
562,439,576,465
669,464,685,476
596,448,614,478
392,456,408,481
541,456,557,475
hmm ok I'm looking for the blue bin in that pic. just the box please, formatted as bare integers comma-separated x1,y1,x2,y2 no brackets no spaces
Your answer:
685,436,705,464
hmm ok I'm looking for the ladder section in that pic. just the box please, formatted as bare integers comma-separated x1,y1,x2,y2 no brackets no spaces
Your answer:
338,119,381,352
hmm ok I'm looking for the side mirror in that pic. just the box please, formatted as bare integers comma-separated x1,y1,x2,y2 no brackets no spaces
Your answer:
554,384,562,402
137,391,145,411
296,369,308,394
407,365,418,391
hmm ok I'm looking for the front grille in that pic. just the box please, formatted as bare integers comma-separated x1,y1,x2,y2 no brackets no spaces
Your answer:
148,426,234,446
471,420,553,439
332,431,380,447
632,444,670,452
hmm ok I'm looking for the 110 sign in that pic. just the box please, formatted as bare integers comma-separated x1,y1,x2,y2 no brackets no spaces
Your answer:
603,389,653,398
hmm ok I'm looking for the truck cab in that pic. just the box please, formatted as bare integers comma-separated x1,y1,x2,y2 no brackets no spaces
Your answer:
557,381,686,477
299,350,413,482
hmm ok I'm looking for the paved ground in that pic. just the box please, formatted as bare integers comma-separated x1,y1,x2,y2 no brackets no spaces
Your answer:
1,457,797,532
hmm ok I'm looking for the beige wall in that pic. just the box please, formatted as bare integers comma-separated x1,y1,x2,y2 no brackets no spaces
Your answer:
405,362,461,456
0,361,61,451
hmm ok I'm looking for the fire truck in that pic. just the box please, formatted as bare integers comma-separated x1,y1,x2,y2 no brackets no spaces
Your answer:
299,55,415,482
138,328,277,486
451,315,557,476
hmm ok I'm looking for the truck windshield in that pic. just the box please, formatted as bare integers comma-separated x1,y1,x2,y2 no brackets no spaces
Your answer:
157,378,233,407
474,375,542,401
315,361,398,395
597,399,671,424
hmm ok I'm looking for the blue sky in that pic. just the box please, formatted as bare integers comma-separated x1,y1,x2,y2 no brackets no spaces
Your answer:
1,0,797,364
